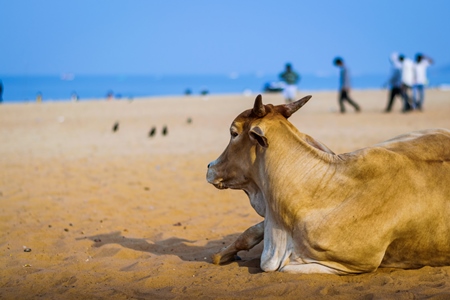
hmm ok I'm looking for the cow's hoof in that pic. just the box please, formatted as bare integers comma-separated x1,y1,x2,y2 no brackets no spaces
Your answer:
212,252,241,265
212,253,223,265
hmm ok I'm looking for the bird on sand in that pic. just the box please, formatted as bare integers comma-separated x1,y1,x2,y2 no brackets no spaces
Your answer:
149,126,156,137
112,121,119,132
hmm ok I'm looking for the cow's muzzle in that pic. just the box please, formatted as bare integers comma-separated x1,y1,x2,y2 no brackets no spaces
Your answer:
207,161,228,189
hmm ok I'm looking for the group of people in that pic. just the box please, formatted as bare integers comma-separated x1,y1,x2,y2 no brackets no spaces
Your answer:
279,53,433,113
385,52,433,113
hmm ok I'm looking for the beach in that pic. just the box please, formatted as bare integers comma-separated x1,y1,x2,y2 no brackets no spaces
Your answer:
1,89,450,299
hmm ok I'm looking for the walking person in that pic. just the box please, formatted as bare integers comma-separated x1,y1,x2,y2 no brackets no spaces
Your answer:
384,53,403,112
333,57,360,113
279,63,300,103
0,80,3,103
413,53,433,111
398,54,414,112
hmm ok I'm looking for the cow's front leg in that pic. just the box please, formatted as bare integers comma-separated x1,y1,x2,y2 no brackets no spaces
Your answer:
260,214,293,272
212,221,264,265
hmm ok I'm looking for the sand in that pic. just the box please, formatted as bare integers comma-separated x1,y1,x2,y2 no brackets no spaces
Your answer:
1,89,450,299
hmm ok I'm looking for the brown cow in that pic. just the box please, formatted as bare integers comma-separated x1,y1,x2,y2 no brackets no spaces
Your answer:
206,94,450,274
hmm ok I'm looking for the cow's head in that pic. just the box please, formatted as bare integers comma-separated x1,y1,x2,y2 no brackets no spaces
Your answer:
206,94,311,191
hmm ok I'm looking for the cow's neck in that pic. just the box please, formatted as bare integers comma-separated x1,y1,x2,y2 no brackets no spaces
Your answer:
257,122,341,226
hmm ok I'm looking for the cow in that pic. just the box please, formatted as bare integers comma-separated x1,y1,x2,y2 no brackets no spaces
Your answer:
206,94,450,275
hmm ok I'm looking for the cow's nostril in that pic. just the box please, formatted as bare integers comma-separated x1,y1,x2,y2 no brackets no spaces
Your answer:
208,163,211,168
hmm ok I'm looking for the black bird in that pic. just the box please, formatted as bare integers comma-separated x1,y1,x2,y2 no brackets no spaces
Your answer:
187,117,192,124
162,125,168,136
149,126,156,137
112,121,119,132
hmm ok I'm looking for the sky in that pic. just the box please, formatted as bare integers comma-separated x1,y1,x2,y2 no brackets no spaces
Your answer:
1,0,449,77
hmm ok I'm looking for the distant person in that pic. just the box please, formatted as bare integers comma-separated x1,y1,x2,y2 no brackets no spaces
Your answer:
398,54,414,112
384,52,403,112
413,53,434,111
333,57,360,113
0,80,3,103
279,63,300,103
106,90,114,100
36,92,42,103
71,91,79,102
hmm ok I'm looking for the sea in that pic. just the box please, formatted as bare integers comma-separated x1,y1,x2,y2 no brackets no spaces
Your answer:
1,72,449,103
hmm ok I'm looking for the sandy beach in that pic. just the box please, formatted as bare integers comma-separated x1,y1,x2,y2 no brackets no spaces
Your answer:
1,89,450,299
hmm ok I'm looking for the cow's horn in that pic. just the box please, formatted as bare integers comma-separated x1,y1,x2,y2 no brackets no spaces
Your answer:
252,94,266,117
282,95,312,118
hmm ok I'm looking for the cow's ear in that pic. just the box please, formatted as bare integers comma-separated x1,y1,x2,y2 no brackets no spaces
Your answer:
249,126,268,148
280,95,312,118
252,94,266,117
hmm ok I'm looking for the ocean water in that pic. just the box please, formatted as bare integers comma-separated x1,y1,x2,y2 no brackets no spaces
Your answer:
0,72,449,103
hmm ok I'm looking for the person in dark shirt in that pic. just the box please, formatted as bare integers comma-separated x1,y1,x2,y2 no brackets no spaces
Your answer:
333,57,360,113
279,63,300,103
385,52,403,112
0,80,3,103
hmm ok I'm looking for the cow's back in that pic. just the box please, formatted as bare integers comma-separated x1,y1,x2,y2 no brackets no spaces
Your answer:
375,128,450,162
339,128,450,184
348,128,450,200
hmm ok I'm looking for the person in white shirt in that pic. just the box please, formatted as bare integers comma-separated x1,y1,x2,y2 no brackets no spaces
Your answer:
398,54,414,112
413,53,434,111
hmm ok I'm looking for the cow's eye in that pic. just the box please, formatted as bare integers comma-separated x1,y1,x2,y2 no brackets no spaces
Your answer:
231,131,238,138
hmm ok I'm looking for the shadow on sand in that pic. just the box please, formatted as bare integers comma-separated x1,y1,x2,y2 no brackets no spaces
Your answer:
76,231,263,274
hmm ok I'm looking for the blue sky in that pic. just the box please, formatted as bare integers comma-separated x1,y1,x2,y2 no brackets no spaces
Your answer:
1,0,449,76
